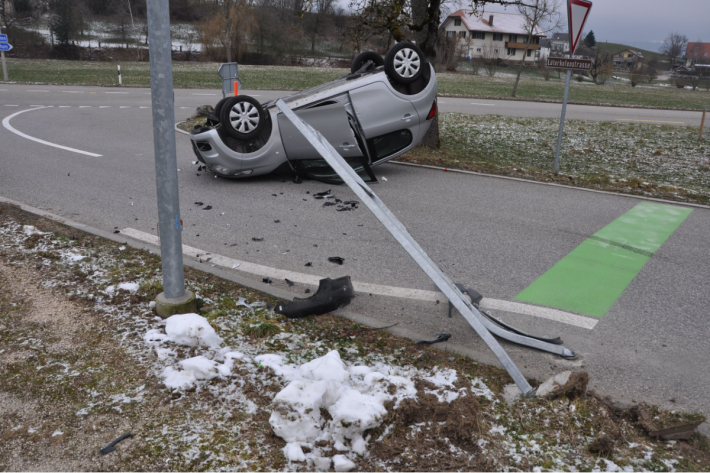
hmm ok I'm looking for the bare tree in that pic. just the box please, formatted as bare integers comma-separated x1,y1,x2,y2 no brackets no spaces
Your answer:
511,0,561,97
587,47,611,84
660,32,688,70
481,43,500,76
201,0,253,62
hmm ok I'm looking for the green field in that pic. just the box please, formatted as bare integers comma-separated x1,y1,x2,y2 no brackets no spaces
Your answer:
401,113,710,205
6,58,710,110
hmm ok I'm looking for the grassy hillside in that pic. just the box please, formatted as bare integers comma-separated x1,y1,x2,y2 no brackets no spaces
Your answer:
595,41,666,63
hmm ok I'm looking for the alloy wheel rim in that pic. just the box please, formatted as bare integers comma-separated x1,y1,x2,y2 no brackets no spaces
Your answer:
229,102,260,133
393,48,421,78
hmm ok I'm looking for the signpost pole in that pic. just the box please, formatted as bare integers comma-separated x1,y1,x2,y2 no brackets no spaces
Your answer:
0,27,8,83
553,68,572,174
146,0,196,317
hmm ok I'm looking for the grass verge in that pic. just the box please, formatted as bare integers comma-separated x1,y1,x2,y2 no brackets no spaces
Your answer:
1,202,709,471
401,113,710,206
6,58,710,110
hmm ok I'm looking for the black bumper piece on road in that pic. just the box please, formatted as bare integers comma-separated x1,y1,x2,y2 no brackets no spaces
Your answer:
275,276,355,319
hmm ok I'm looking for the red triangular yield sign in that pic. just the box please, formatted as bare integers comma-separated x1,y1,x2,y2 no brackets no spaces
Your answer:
568,0,592,55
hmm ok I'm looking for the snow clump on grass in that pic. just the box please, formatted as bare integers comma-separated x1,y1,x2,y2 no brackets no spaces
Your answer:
164,313,223,349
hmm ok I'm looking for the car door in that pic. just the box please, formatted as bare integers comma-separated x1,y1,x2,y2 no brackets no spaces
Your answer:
277,97,364,162
348,81,420,163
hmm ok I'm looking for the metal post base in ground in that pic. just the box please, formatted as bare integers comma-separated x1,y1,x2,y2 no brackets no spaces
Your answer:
276,99,577,397
553,69,573,174
146,0,195,315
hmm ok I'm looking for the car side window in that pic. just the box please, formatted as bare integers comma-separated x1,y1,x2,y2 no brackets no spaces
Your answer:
367,129,413,161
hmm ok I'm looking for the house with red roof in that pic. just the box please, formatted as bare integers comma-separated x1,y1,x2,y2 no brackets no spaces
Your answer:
439,10,547,64
685,42,710,66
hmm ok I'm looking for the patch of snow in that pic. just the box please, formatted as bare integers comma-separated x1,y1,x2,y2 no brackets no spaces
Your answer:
164,313,223,349
283,442,306,462
117,282,139,293
179,355,220,380
160,366,198,390
23,225,47,236
27,427,38,433
332,454,356,472
52,429,63,437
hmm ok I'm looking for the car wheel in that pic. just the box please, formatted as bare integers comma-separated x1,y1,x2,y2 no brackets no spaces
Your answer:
351,51,384,73
219,95,265,141
385,42,425,84
214,97,230,118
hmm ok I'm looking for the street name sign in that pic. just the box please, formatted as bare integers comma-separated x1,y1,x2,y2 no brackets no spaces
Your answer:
547,58,592,70
0,43,12,52
568,0,592,55
0,34,8,42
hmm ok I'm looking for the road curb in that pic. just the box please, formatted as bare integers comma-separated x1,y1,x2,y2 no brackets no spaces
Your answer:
391,161,710,210
0,194,508,367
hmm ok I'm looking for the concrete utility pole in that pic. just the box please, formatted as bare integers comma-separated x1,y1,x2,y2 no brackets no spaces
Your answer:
146,0,196,317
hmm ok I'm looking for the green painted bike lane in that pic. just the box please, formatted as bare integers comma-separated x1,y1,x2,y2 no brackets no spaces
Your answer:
515,202,692,318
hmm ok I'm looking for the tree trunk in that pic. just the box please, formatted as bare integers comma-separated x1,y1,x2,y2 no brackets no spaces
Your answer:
512,34,533,97
410,0,441,148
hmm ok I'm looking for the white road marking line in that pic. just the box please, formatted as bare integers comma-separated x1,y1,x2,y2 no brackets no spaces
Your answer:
58,105,71,108
121,227,598,330
139,106,149,109
79,106,92,108
4,104,19,107
179,107,190,109
2,107,103,157
29,105,45,107
62,91,83,93
99,106,111,108
119,106,131,108
192,93,216,96
27,90,50,92
471,103,495,106
106,91,129,94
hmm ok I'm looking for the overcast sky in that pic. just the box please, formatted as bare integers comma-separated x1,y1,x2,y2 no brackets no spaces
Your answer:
452,0,708,52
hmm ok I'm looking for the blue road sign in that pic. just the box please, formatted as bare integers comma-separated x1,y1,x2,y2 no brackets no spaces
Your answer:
0,34,8,42
0,43,12,52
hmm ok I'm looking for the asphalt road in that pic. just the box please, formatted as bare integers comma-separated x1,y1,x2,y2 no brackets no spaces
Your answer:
1,84,709,431
0,83,705,126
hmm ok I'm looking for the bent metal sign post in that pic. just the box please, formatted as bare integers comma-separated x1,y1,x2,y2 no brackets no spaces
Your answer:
552,0,593,173
546,58,592,70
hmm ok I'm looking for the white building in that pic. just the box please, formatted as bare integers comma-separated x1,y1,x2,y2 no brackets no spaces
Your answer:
439,10,547,64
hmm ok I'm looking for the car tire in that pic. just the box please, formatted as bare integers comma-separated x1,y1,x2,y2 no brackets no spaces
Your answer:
219,95,265,141
214,97,230,119
384,42,425,84
351,51,384,73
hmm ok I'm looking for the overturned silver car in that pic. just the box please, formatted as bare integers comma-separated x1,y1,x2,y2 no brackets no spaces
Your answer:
189,42,438,183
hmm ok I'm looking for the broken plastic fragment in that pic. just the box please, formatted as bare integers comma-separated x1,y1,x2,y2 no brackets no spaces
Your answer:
343,200,359,206
252,237,264,242
415,333,452,345
263,277,272,284
274,220,280,223
99,433,132,455
323,202,336,207
328,257,345,265
285,279,295,287
194,201,203,206
203,206,212,210
305,262,312,267
314,189,332,197
274,276,355,319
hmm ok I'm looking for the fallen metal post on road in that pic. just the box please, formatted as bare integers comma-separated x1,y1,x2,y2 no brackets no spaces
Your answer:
276,99,577,397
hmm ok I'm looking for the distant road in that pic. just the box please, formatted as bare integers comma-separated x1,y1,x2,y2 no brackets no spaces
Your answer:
0,84,704,126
